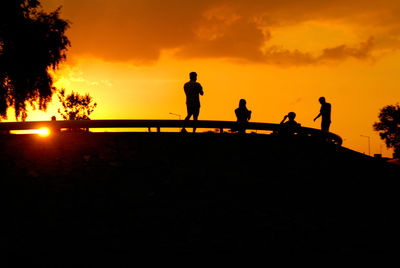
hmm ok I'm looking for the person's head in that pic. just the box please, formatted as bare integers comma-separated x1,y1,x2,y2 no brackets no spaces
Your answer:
239,99,246,108
288,112,296,121
319,97,326,104
189,72,197,81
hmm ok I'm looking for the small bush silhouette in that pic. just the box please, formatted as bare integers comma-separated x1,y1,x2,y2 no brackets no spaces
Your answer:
57,89,97,120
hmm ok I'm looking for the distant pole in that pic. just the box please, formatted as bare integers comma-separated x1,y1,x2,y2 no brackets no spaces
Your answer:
169,112,181,120
360,135,371,156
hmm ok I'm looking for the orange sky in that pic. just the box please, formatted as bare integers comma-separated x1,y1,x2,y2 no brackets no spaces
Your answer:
9,0,400,157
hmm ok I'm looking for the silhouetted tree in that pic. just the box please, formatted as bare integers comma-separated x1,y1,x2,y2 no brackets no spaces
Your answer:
373,104,400,158
57,89,97,120
0,0,70,121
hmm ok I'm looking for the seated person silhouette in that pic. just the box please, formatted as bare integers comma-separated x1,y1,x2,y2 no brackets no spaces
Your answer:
279,112,300,135
235,99,251,133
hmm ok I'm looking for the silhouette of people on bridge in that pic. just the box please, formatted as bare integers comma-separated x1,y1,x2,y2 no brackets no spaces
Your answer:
235,99,251,133
182,72,204,133
314,97,331,131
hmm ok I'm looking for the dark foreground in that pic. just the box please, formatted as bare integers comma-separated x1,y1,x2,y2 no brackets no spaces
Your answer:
1,132,398,264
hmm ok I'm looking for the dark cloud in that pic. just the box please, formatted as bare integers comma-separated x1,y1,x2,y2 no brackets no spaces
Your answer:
319,37,375,61
42,0,400,65
177,19,266,61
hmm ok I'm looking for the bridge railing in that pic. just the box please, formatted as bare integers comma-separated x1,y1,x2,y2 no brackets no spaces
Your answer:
0,119,343,145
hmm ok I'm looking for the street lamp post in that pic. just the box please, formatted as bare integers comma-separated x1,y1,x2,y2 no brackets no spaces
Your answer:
169,112,181,120
360,135,371,156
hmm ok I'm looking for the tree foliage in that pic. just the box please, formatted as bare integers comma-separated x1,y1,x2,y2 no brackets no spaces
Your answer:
57,89,97,121
373,104,400,158
0,0,70,121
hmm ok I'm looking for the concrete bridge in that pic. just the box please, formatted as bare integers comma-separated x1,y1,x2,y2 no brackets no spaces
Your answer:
0,119,343,145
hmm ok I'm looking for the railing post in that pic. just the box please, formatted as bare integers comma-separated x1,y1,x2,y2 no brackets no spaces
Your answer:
220,128,223,134
157,127,160,133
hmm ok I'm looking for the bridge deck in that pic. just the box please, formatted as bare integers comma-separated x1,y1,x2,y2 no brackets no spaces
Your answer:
0,119,342,145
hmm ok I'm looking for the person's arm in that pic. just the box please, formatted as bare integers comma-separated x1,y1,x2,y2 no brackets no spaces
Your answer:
314,112,321,121
314,105,324,121
199,84,204,96
280,115,288,124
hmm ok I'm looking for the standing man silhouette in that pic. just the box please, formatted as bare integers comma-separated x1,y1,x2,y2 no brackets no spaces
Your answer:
183,72,204,133
314,97,331,131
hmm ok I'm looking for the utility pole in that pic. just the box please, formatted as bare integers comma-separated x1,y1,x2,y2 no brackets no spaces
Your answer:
360,135,371,156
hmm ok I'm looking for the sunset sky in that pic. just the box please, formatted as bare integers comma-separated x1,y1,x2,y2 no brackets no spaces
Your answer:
11,0,400,156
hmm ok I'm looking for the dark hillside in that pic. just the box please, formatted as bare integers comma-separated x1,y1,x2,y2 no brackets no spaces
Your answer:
1,133,398,263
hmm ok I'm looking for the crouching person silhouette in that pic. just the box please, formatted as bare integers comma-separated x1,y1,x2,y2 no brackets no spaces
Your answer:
235,99,251,134
280,112,300,126
279,112,301,135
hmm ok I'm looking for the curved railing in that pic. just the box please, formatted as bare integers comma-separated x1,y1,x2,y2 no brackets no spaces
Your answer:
0,119,343,145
